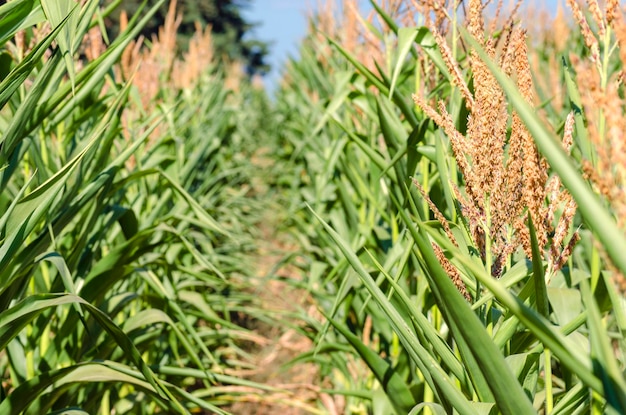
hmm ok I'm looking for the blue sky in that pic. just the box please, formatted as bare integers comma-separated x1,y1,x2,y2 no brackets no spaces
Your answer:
243,1,562,92
242,0,370,91
242,1,306,90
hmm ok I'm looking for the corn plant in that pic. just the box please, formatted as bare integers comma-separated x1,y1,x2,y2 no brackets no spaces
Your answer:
0,0,287,413
275,0,626,413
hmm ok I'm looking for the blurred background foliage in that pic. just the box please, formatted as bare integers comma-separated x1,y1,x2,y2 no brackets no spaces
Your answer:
103,0,271,75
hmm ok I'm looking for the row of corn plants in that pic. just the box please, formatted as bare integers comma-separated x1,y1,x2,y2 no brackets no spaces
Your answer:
274,0,626,413
0,0,288,413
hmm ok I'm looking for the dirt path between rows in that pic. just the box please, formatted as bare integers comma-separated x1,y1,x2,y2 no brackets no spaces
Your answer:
226,150,344,415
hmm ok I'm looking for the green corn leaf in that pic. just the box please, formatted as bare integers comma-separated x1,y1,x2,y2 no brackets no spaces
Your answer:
422,216,604,394
309,204,479,415
0,294,178,405
580,279,626,412
323,310,416,413
40,0,79,92
398,195,536,414
389,27,419,99
0,0,36,47
0,12,68,111
528,213,549,317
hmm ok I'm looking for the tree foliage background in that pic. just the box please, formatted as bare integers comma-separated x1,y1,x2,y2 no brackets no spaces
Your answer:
104,0,271,75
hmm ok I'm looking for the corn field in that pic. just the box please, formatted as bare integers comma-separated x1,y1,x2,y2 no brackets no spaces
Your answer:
0,0,625,414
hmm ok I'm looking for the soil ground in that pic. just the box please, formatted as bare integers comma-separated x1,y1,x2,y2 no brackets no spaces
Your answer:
225,149,344,415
